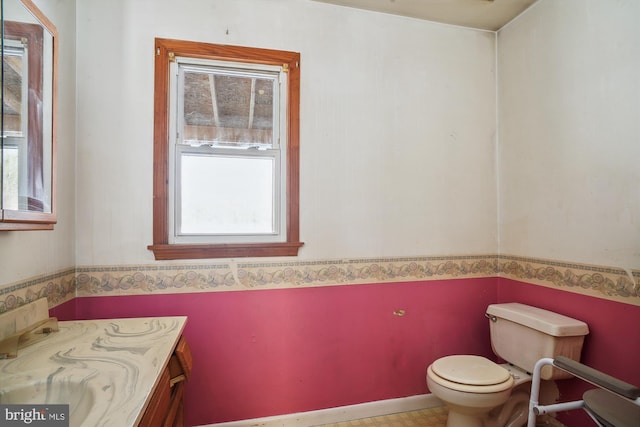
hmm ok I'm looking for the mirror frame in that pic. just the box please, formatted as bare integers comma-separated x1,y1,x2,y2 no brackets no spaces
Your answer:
0,0,57,230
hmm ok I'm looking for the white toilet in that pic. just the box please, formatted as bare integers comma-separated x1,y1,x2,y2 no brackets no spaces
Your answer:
426,303,589,427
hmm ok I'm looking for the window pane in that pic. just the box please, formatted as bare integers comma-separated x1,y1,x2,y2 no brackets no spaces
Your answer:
2,146,19,210
182,68,275,148
179,153,275,234
2,47,25,136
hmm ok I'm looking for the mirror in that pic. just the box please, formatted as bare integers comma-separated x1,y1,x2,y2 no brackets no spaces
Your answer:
1,0,57,230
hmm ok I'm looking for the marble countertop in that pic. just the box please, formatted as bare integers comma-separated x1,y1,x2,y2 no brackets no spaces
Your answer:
0,316,187,427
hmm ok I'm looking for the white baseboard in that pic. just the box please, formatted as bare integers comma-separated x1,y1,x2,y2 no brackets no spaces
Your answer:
199,394,444,427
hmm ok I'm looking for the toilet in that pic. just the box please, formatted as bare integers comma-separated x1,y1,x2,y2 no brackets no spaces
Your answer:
426,303,589,427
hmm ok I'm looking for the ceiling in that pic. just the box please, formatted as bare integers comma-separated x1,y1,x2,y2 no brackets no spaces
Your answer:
312,0,538,31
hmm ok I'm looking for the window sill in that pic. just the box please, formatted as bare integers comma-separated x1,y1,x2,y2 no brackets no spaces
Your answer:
148,242,304,260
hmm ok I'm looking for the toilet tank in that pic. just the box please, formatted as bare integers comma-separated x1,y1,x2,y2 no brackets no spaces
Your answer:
486,303,589,380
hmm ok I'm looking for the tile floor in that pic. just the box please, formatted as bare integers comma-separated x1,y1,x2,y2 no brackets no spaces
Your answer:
317,406,448,427
316,407,567,427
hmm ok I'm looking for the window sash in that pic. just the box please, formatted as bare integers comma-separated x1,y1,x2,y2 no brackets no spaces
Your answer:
171,146,285,244
176,59,282,149
168,57,288,245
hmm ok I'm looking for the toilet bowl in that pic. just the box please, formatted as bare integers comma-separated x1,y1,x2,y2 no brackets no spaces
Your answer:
426,303,589,427
426,355,515,427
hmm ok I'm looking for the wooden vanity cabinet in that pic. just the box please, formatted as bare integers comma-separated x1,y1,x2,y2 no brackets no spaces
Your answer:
139,336,192,427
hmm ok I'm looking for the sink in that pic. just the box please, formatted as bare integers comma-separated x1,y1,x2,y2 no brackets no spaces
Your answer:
0,316,187,426
0,379,95,427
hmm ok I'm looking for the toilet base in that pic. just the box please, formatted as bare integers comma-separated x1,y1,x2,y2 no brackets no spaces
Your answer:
435,381,537,427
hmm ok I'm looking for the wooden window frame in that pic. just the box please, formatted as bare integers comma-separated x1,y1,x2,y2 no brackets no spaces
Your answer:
148,38,303,260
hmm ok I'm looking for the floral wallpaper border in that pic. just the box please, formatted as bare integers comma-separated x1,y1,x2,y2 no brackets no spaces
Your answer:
0,269,76,314
1,255,638,313
500,255,639,301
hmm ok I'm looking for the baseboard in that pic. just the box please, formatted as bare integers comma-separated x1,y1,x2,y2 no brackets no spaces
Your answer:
199,394,444,427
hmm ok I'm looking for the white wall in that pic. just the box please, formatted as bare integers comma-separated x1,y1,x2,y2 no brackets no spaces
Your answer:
5,0,636,290
75,0,497,265
0,0,76,286
498,0,640,270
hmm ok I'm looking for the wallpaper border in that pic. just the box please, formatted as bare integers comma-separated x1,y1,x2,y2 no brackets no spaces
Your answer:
1,255,638,312
0,268,76,313
500,255,639,303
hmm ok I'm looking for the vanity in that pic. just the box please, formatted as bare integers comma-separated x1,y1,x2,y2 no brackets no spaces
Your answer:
0,315,191,427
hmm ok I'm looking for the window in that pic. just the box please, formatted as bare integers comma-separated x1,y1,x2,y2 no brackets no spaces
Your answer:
148,39,303,260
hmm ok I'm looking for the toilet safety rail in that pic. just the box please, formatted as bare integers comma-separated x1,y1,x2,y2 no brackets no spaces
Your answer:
527,356,640,427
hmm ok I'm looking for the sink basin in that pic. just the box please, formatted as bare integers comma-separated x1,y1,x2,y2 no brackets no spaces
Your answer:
0,379,95,427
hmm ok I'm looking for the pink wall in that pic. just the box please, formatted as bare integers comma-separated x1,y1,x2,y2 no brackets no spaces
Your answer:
52,278,497,426
498,278,640,426
49,277,639,427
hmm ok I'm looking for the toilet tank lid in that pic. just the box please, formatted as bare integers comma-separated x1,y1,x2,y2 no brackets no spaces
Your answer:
486,303,589,337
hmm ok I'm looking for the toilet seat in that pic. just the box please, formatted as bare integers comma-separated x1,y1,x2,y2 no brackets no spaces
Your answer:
428,355,514,394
